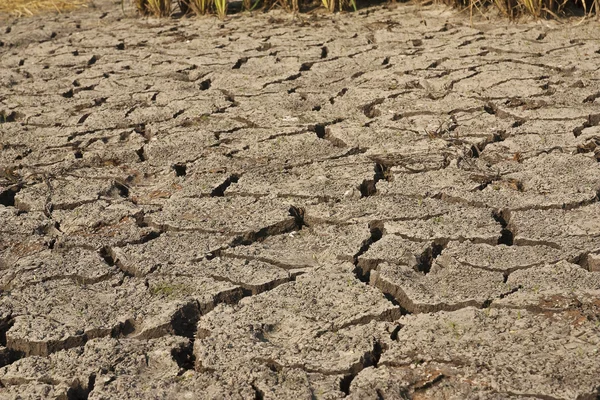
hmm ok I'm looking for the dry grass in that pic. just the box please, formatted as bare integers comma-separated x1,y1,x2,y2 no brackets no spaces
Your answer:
1,0,594,21
183,0,594,17
0,0,88,16
437,0,597,18
181,0,212,15
134,0,172,16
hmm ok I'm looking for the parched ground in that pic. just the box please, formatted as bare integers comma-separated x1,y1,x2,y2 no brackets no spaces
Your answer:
1,1,600,398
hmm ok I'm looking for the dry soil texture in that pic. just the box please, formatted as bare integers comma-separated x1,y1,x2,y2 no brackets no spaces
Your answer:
1,1,600,399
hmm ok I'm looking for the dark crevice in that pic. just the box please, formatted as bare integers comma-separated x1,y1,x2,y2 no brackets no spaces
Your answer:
199,78,211,90
371,340,383,368
288,205,307,230
110,253,136,279
229,207,305,247
262,73,302,88
482,102,526,126
340,339,384,397
358,163,388,198
0,110,23,123
66,383,89,400
133,211,149,228
427,58,448,69
139,230,162,244
498,285,522,299
573,114,600,137
414,373,445,392
211,174,239,197
0,185,20,207
320,46,328,59
136,146,147,162
576,140,600,157
330,88,348,104
573,248,598,272
361,98,384,119
220,90,239,107
65,370,97,399
252,383,265,400
390,324,403,341
205,249,222,260
75,111,91,124
353,221,385,282
171,302,201,339
583,91,600,104
314,124,327,138
383,293,402,308
374,163,390,182
98,247,116,267
484,102,497,114
470,130,508,158
299,62,313,72
493,210,514,246
133,123,147,139
0,316,22,368
110,181,129,198
232,57,248,69
87,373,96,397
172,163,187,177
415,242,445,275
310,119,346,147
339,374,354,396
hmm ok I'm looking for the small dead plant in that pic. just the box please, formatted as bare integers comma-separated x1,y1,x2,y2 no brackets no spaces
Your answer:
321,0,336,12
181,0,213,14
134,0,172,16
320,0,357,12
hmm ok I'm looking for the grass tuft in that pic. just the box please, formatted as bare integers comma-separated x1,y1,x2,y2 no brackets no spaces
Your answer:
180,0,213,15
436,0,598,18
134,0,172,16
2,0,596,23
214,0,227,19
0,0,88,17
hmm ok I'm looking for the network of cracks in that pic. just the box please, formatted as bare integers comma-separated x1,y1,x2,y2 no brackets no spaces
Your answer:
1,2,600,399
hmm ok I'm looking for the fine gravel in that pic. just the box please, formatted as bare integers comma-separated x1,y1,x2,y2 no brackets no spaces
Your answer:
1,1,600,398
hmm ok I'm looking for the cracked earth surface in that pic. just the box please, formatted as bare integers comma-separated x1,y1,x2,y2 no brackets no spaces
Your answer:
1,1,600,399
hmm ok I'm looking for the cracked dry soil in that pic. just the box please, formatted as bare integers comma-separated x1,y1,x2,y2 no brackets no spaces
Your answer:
1,1,600,399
